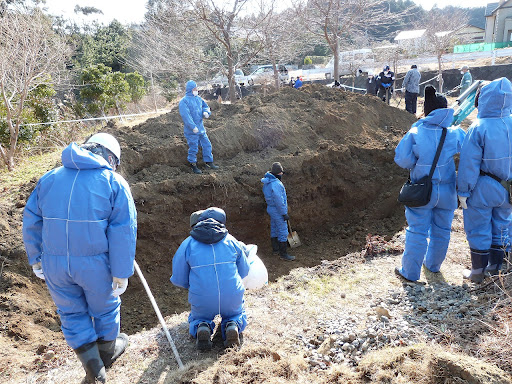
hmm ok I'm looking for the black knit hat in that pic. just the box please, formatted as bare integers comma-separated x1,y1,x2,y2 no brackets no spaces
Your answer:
271,162,283,175
424,85,447,116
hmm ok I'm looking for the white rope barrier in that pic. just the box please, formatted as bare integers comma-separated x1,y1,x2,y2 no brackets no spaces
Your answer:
15,109,172,128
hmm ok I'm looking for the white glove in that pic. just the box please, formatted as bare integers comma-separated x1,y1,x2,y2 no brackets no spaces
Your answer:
458,196,468,209
203,111,210,118
192,127,199,134
32,262,45,280
112,277,128,297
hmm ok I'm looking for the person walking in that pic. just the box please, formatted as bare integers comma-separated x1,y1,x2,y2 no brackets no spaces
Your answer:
261,162,295,261
403,65,421,114
170,207,250,350
179,80,219,174
457,78,512,283
23,133,137,383
459,65,473,96
394,86,466,282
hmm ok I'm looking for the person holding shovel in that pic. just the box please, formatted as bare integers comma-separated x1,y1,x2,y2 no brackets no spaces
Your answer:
22,133,137,383
261,162,295,261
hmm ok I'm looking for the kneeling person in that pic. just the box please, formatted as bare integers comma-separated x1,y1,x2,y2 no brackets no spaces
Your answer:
170,207,250,350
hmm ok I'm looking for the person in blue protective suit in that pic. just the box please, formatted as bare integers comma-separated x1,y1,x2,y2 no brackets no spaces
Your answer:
178,80,219,174
294,77,303,89
394,85,466,282
170,207,250,351
261,162,295,261
457,77,512,283
22,133,137,383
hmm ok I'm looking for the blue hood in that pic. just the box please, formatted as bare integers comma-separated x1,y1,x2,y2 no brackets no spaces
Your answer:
62,143,112,170
190,218,228,244
199,207,226,224
261,171,277,184
477,77,512,118
185,80,197,96
421,108,454,128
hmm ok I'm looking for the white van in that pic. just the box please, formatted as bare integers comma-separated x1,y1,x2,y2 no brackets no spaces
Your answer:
247,65,289,85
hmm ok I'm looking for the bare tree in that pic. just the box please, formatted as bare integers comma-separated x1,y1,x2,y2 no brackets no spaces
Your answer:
294,0,405,82
185,0,271,102
423,9,468,93
0,7,68,170
256,4,311,88
126,0,207,110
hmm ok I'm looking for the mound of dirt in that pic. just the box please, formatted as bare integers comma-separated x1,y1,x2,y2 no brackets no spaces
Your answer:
110,85,417,333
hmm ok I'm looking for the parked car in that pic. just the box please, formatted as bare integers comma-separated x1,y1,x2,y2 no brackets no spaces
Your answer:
211,69,248,87
247,65,289,85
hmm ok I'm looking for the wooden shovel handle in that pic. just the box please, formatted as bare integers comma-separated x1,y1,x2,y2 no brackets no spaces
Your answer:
287,220,293,233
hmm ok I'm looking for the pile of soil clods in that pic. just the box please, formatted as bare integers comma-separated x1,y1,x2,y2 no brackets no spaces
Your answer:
113,85,417,333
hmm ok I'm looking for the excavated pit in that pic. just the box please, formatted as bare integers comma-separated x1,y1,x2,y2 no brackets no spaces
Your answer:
111,85,417,333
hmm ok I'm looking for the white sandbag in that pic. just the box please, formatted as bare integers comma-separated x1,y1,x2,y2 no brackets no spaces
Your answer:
242,244,268,290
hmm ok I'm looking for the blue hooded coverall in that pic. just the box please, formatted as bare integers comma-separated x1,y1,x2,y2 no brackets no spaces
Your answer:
395,109,466,281
178,80,214,164
457,77,512,253
261,172,288,242
170,209,250,339
294,78,303,89
22,143,137,349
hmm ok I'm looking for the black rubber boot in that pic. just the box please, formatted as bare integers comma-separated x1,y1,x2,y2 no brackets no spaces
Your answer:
224,321,240,348
196,322,212,351
97,333,129,369
74,341,106,383
190,162,202,174
487,245,505,276
279,241,295,261
271,237,279,254
205,162,219,170
462,249,489,283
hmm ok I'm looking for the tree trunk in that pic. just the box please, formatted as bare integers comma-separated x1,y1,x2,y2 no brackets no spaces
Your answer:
437,54,443,93
272,61,280,89
333,39,340,82
227,54,236,103
150,72,157,112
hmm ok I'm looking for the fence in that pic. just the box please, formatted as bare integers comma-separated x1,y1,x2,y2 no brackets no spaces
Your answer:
453,42,512,53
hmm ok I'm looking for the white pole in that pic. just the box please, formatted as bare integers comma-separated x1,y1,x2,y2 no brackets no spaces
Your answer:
134,261,184,370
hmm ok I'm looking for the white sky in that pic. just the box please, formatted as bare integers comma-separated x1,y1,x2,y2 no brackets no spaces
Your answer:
42,0,488,25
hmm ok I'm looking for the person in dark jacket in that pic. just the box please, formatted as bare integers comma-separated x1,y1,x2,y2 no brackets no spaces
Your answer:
394,86,466,282
170,207,250,350
366,72,377,95
403,65,421,114
457,78,512,282
376,65,395,102
261,162,295,261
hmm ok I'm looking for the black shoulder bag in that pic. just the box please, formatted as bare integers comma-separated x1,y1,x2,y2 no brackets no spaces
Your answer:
397,128,447,207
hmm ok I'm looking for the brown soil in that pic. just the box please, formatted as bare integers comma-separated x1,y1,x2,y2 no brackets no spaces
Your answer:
0,85,418,379
112,85,417,333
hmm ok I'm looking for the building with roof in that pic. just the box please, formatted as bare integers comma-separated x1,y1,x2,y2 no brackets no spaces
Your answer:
394,29,427,53
455,25,485,43
484,0,512,43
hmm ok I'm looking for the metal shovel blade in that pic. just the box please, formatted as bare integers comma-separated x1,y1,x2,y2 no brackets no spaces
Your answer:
287,220,301,248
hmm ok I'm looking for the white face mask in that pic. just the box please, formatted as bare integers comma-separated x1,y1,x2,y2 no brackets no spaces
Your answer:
192,90,198,96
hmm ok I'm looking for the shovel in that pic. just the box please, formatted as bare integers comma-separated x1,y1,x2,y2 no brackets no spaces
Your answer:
287,220,301,248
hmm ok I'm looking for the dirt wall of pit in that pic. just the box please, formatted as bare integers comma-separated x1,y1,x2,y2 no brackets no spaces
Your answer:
109,85,416,332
